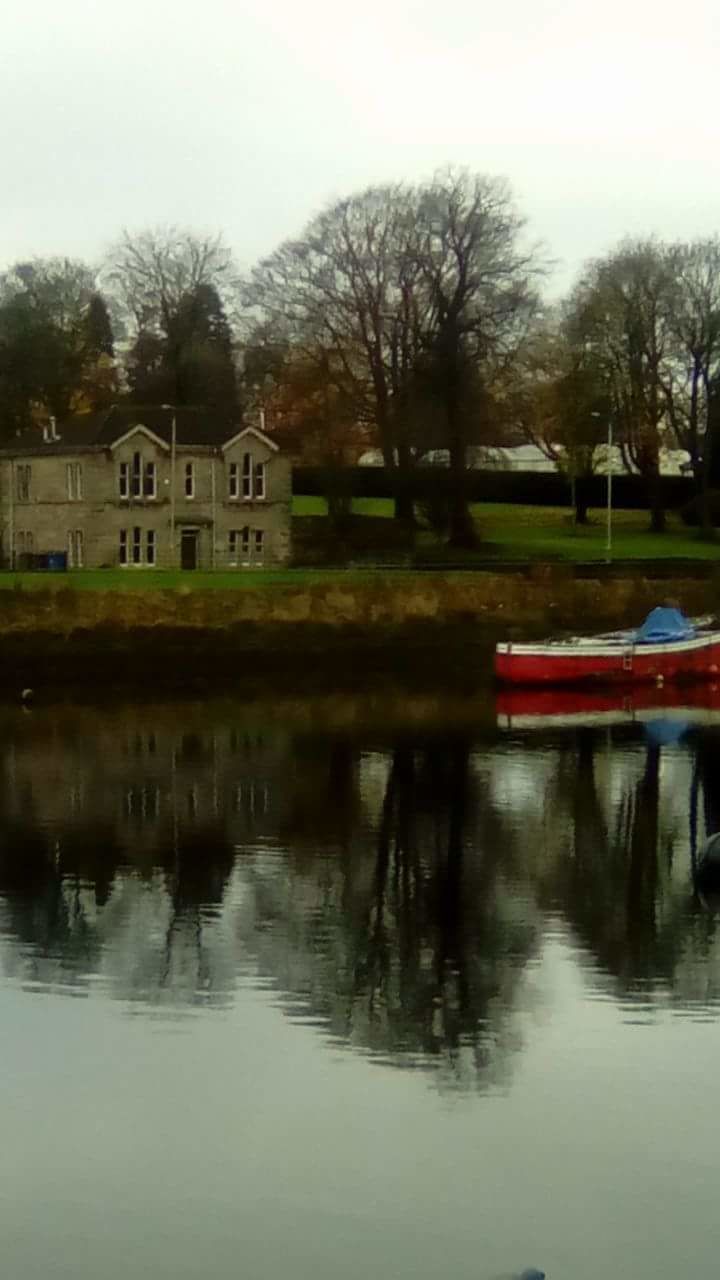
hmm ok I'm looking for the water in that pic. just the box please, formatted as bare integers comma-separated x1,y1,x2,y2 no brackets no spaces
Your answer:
1,689,720,1280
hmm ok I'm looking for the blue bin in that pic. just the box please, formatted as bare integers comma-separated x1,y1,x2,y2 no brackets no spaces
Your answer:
46,552,68,572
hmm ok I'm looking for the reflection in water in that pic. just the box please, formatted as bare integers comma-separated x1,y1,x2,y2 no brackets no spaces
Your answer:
1,698,720,1080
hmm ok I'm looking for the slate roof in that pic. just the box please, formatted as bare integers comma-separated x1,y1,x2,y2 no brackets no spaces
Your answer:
0,405,253,455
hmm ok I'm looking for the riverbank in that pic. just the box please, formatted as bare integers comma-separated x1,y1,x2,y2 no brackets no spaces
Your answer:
0,568,717,690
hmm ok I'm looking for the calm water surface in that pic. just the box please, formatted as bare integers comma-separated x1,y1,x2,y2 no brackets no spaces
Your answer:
1,689,720,1280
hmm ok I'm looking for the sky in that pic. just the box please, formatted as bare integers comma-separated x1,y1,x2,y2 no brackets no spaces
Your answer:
2,0,719,292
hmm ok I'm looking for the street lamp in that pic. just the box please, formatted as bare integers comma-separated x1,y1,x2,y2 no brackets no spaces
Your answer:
592,411,613,562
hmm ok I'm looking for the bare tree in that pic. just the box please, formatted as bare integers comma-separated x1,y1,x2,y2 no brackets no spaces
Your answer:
246,183,428,520
105,227,236,334
663,238,720,537
411,170,542,545
514,311,610,524
567,240,675,533
247,174,540,537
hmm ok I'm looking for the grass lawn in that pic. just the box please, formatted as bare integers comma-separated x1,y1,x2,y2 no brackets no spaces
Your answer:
468,504,720,561
294,495,720,561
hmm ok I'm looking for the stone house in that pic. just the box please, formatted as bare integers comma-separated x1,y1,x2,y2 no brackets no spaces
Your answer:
0,406,292,570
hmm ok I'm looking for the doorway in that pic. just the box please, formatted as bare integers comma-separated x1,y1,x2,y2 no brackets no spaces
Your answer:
180,528,199,570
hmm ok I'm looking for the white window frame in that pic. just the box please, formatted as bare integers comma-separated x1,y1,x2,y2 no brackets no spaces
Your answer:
132,526,142,566
228,529,239,566
144,461,157,500
229,462,239,500
185,461,195,499
146,529,156,566
119,462,129,500
254,529,265,561
74,529,84,568
241,525,250,558
254,462,266,500
131,451,142,499
67,462,83,501
119,529,128,566
242,452,253,499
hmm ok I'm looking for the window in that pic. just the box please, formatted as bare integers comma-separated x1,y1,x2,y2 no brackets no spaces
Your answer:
131,451,142,498
16,465,31,502
242,453,252,499
119,462,129,499
132,526,142,565
146,529,156,566
254,462,266,500
144,461,156,499
229,526,265,566
119,529,128,566
185,461,195,498
229,462,239,499
67,530,83,569
66,463,83,500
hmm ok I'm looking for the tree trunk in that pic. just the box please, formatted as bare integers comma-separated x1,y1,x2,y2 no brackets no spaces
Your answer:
698,410,716,540
393,444,416,524
446,386,475,549
648,469,665,533
574,477,590,525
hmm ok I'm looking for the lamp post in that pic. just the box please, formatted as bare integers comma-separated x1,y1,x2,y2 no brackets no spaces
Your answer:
161,404,177,567
592,411,613,562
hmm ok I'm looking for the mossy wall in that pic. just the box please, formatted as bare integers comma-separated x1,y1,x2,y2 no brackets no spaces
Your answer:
0,571,714,638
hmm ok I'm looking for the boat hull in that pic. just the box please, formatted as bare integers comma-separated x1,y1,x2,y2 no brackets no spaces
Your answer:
494,632,720,686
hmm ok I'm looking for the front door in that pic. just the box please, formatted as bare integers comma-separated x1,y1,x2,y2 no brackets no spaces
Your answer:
180,529,199,570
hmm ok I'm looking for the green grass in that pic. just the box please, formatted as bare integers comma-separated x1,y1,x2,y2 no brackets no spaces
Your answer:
469,504,720,560
294,495,720,561
293,495,393,517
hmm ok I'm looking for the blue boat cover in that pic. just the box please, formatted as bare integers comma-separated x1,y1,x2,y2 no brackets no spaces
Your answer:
635,606,695,645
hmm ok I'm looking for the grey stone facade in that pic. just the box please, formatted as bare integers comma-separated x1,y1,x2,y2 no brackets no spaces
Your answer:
0,415,292,571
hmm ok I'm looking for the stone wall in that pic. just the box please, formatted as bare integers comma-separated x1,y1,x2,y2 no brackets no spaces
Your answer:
0,570,714,639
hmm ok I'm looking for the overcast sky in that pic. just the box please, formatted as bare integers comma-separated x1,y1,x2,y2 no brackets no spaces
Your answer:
3,0,719,291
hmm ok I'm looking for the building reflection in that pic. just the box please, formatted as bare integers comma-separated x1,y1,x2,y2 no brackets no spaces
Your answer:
0,696,720,1082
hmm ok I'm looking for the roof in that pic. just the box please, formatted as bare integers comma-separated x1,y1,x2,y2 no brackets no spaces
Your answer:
0,406,281,456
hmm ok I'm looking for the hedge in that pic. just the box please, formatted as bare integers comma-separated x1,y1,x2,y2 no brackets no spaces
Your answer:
293,466,694,510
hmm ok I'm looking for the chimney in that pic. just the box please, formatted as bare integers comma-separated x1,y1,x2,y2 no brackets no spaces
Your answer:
49,416,60,441
42,424,50,443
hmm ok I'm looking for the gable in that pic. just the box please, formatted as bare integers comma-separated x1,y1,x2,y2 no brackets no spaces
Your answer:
221,426,280,454
109,424,170,453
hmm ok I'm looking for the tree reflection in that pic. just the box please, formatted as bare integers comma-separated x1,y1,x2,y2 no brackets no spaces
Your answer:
239,735,542,1090
5,697,720,1074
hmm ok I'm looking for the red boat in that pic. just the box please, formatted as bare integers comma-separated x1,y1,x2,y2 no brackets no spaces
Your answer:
494,607,720,687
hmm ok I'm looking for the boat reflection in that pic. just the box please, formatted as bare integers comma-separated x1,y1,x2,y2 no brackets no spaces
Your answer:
496,682,720,734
